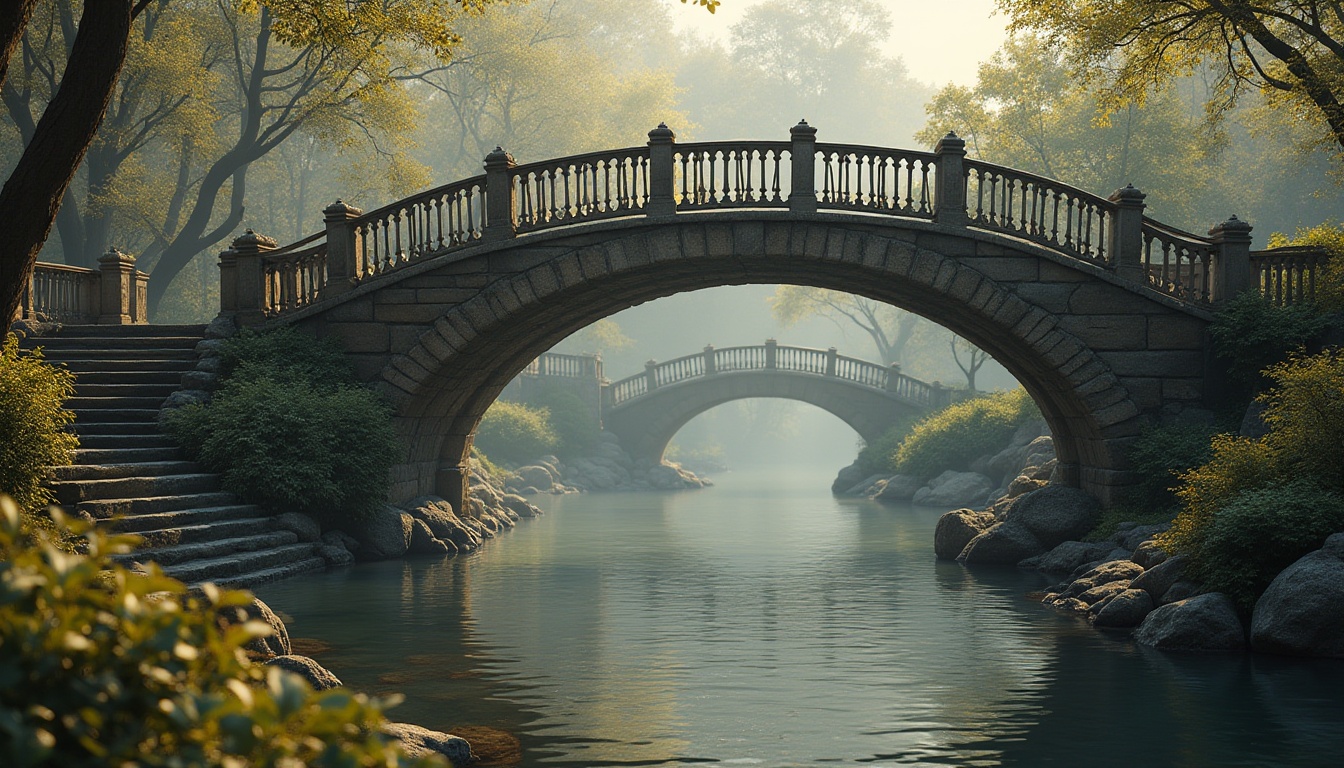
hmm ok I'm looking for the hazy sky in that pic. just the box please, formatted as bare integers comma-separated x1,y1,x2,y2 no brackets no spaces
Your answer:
667,0,1010,87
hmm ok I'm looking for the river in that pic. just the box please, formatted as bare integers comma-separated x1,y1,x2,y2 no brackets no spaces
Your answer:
255,468,1344,767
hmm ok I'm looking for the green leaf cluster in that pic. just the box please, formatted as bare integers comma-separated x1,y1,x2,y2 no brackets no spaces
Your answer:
1123,420,1227,513
528,390,600,457
1161,350,1344,608
0,496,442,767
889,388,1041,481
0,336,78,514
853,417,920,476
473,401,558,465
1209,291,1328,388
165,329,398,528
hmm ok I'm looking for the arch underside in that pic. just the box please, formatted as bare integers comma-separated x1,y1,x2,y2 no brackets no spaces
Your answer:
296,214,1208,508
603,370,931,465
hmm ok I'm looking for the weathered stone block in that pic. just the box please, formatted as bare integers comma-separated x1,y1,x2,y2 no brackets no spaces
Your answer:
373,288,417,305
390,326,424,354
319,299,373,322
415,287,477,305
372,303,443,324
577,246,608,278
823,229,847,261
1118,377,1163,410
1100,350,1204,378
325,322,389,353
1069,284,1168,314
1057,315,1146,351
734,221,765,256
1162,377,1203,402
648,228,681,262
1147,316,1207,350
957,256,1038,283
554,253,584,287
1038,259,1095,282
764,222,791,255
1013,282,1077,313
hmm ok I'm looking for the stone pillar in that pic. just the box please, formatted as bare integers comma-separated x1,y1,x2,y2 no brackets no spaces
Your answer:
647,123,677,217
644,359,659,392
437,464,468,518
96,247,138,325
789,120,818,214
825,347,838,376
483,146,517,241
230,229,276,327
933,132,968,226
885,363,903,393
765,338,778,369
1107,184,1147,281
217,247,238,315
703,344,717,375
323,199,364,293
131,271,149,323
1209,215,1254,302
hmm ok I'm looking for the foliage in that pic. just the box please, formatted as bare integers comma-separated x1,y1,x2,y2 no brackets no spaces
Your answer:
469,447,516,487
997,0,1344,163
473,400,558,465
1209,291,1327,387
769,286,925,367
1185,480,1344,611
0,495,441,767
854,419,918,476
1124,420,1227,513
1162,350,1344,598
1267,221,1344,312
165,329,398,528
1082,505,1180,544
0,336,77,513
892,388,1041,481
529,390,600,457
554,319,634,356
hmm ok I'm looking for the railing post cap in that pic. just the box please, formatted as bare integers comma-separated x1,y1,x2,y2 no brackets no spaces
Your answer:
648,123,676,143
1209,214,1254,241
790,119,817,139
934,131,966,154
1108,184,1147,204
484,146,516,168
98,246,135,265
645,359,658,367
765,337,777,345
324,199,364,219
232,229,277,249
827,346,837,352
703,344,715,352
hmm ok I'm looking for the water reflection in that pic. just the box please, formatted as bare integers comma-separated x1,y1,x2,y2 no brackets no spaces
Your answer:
256,470,1344,767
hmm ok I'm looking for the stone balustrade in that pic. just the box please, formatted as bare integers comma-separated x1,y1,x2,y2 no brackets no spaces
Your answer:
19,248,148,325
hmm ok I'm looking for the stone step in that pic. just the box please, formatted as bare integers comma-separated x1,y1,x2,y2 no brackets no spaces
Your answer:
71,408,160,424
73,370,185,385
117,530,299,567
68,395,168,411
156,542,318,584
129,518,283,551
27,335,204,350
52,460,203,482
79,493,243,519
53,473,220,504
39,348,198,362
211,556,329,589
102,503,262,531
73,447,181,464
37,324,207,338
74,383,180,399
54,358,196,373
75,423,167,438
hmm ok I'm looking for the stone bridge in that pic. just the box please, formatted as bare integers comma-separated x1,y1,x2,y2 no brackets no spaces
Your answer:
202,122,1329,510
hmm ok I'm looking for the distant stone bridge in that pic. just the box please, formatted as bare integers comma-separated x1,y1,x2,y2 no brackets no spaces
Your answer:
509,340,957,465
179,122,1329,510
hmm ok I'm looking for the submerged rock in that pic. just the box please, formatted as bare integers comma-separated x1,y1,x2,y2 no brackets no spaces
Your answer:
959,521,1044,565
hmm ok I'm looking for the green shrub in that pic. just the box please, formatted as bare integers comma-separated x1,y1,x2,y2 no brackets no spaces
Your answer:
0,495,441,767
854,419,918,476
1209,291,1326,389
473,400,557,465
0,336,78,513
1124,420,1228,513
165,328,399,529
1185,480,1344,610
529,389,600,457
892,388,1040,481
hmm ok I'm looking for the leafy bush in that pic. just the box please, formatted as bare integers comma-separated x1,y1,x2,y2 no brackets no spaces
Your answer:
1184,480,1344,610
1267,222,1344,312
0,336,78,513
854,419,917,476
529,389,600,457
1124,420,1227,512
1209,291,1326,389
892,388,1040,481
0,495,441,767
165,329,399,529
473,400,557,465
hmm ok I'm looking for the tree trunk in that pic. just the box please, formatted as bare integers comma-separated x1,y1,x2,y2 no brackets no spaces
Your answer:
0,0,40,90
0,0,134,325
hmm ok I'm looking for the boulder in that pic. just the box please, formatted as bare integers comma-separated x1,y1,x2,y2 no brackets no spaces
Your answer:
500,493,543,518
408,519,454,555
1131,540,1169,569
913,470,995,508
844,474,889,496
1054,560,1145,600
1129,554,1187,600
831,461,868,494
404,496,482,551
203,314,237,339
266,654,342,691
321,529,360,553
274,511,321,543
934,508,997,560
1076,579,1132,606
959,521,1045,565
1092,588,1155,628
1002,485,1101,548
874,474,924,502
1020,540,1113,573
1160,579,1204,605
383,722,474,765
350,505,413,560
1006,475,1048,499
1115,523,1171,552
316,542,355,567
1134,593,1246,652
223,597,291,659
1250,539,1344,658
514,464,556,489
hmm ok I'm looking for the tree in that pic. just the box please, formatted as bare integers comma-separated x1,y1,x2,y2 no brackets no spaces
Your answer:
769,286,924,366
998,0,1344,163
950,335,990,392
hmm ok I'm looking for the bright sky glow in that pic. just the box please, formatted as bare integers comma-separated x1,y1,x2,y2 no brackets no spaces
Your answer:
667,0,1010,87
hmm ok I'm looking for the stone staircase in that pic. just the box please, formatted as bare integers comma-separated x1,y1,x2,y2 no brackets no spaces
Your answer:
22,325,326,587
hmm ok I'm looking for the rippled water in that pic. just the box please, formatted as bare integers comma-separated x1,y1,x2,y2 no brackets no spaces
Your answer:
256,470,1344,767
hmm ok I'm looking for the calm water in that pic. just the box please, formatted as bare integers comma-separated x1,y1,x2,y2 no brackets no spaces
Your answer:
256,470,1344,767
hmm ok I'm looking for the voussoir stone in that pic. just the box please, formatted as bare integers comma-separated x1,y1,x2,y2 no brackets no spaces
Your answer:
1250,542,1344,658
266,654,342,691
959,521,1046,565
1134,593,1245,652
1002,485,1102,548
934,508,997,560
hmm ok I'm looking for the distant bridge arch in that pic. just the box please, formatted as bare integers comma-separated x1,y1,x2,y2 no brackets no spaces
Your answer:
218,122,1326,510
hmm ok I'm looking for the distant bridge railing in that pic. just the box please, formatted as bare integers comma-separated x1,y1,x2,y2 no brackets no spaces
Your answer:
518,351,604,380
215,122,1331,324
19,249,148,325
603,339,946,411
